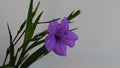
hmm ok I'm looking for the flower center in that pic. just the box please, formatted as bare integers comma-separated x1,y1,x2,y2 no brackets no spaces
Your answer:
55,33,61,39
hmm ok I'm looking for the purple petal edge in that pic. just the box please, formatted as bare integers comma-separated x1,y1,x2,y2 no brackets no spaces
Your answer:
53,40,67,56
45,35,56,51
48,21,59,35
59,17,69,33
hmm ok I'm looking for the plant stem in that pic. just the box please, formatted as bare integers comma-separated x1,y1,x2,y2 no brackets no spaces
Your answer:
2,48,9,66
38,18,60,24
15,41,29,68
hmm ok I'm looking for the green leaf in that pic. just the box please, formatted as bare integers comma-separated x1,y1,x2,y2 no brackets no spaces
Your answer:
32,1,40,18
26,40,45,52
33,11,43,25
26,30,48,52
26,11,43,43
0,65,15,68
31,30,47,41
24,0,34,42
67,10,80,21
3,48,10,65
12,20,26,43
27,0,33,24
24,0,42,43
70,28,78,31
32,11,43,31
19,53,29,65
7,23,15,66
67,10,75,20
18,20,26,34
12,20,26,46
20,46,49,68
7,23,12,42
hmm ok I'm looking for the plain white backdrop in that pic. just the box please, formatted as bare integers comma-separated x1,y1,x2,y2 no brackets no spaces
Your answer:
0,0,120,68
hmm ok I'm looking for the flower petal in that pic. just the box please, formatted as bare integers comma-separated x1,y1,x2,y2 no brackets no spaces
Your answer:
48,21,59,35
59,31,78,40
59,17,69,33
56,31,78,48
53,40,67,56
61,38,76,48
67,31,79,40
45,35,56,51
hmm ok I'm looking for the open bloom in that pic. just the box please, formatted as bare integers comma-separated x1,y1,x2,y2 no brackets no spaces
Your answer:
45,17,78,56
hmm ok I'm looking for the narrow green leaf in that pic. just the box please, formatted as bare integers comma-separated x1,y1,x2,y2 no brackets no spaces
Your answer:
20,46,49,68
20,53,29,65
67,10,75,20
7,23,12,42
30,33,46,41
26,40,45,52
24,0,34,42
0,65,15,68
3,48,10,65
31,30,47,41
24,1,42,43
18,20,26,34
13,20,26,43
32,1,40,18
13,30,25,45
32,11,43,29
67,10,80,21
27,0,33,24
70,28,78,31
25,11,43,44
7,23,15,66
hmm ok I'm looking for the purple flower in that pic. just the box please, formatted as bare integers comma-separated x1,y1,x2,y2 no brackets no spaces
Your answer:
45,17,78,56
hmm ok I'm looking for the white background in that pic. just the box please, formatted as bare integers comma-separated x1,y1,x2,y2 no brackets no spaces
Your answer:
0,0,120,68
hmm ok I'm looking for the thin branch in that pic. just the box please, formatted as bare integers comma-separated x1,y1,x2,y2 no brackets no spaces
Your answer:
38,18,60,24
13,30,25,46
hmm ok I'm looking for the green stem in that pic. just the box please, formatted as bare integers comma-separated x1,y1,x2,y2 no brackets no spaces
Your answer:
3,48,9,66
